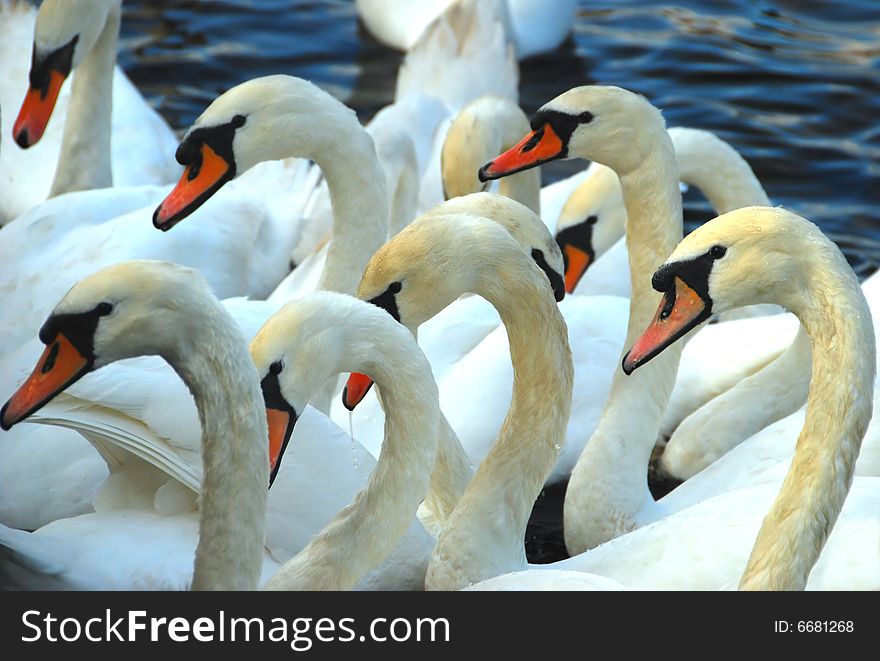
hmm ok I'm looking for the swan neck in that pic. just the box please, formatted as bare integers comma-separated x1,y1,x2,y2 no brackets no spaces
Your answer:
497,170,541,216
423,414,474,525
674,131,770,213
263,339,438,590
313,124,389,296
740,247,874,590
428,260,573,589
564,135,684,552
170,308,268,591
49,6,119,196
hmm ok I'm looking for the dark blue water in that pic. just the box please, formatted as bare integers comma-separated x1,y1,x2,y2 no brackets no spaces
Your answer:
117,0,880,277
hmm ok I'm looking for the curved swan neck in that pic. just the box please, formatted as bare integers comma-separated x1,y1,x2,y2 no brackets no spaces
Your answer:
312,117,389,296
427,253,573,589
565,129,684,552
166,302,269,591
740,241,875,590
671,128,770,214
422,414,474,526
263,336,438,590
49,4,119,197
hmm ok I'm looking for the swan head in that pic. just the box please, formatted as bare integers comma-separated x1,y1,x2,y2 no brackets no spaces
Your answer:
153,75,357,230
423,193,565,301
441,96,530,200
622,206,822,374
479,85,665,182
13,0,121,148
343,211,558,408
0,260,214,430
249,292,417,485
554,164,627,293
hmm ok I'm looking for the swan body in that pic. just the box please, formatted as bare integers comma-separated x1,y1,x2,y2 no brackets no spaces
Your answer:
0,159,312,358
0,0,178,223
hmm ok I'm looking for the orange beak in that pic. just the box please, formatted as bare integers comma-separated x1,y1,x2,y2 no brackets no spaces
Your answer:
13,69,67,148
1,333,91,430
152,143,234,230
266,406,295,487
342,372,374,411
563,244,592,294
622,277,710,375
478,124,565,180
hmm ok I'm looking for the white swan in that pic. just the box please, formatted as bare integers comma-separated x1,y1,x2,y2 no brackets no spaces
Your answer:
480,86,687,514
250,292,440,590
0,265,440,590
349,212,573,589
331,192,567,529
0,0,178,223
450,207,878,590
1,261,269,590
356,0,578,60
620,206,875,589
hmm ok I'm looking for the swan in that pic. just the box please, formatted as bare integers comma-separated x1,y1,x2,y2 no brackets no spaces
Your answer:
447,207,878,591
0,0,178,223
356,0,578,60
1,261,269,590
348,211,573,589
0,265,440,590
620,206,875,589
250,292,440,590
480,86,690,524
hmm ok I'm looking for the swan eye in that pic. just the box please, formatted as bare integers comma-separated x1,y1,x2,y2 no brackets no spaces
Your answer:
710,245,727,259
232,114,246,128
96,302,113,316
269,361,283,375
388,282,402,295
578,111,594,124
587,215,598,226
